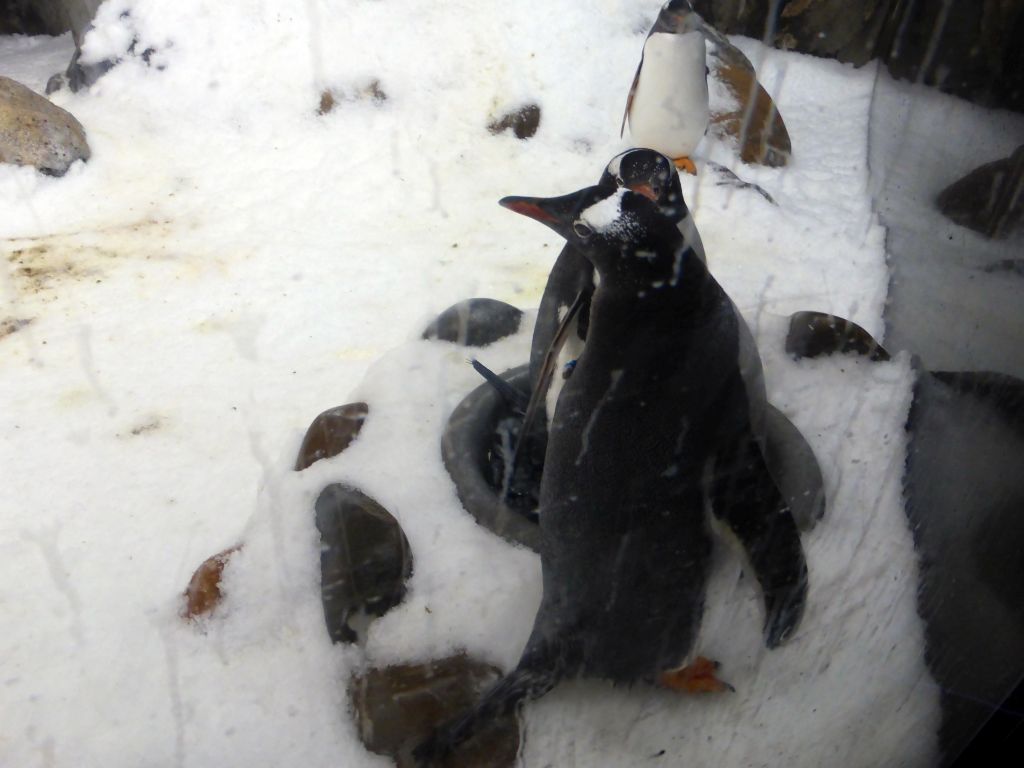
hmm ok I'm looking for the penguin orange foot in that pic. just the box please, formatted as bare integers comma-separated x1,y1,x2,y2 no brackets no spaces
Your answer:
673,156,698,174
659,656,734,693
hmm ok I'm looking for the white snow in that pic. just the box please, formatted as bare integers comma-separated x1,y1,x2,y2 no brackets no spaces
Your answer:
1,1,938,766
867,70,1024,375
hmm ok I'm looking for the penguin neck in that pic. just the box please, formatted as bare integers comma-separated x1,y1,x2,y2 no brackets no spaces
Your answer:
592,243,712,324
599,241,704,294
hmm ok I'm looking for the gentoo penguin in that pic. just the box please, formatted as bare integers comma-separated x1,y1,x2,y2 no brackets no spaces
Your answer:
527,149,706,434
415,184,808,764
524,149,823,530
623,0,710,174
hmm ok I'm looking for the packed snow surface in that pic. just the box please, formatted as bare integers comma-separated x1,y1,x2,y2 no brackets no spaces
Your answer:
1,1,937,766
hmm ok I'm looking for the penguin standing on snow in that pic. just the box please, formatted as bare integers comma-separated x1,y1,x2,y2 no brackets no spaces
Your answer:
523,149,824,531
529,149,704,402
415,183,808,765
623,0,710,174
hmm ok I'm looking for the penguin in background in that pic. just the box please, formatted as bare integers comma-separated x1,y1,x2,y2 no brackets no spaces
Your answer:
622,0,710,174
415,183,808,765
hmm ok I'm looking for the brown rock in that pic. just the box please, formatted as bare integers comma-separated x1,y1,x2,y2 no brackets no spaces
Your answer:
786,310,891,361
181,545,241,619
705,31,791,167
317,80,388,115
315,484,412,644
936,145,1024,239
487,104,541,140
294,402,368,471
349,654,519,767
0,76,91,176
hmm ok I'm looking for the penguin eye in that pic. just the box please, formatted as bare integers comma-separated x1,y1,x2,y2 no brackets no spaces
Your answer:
572,221,593,239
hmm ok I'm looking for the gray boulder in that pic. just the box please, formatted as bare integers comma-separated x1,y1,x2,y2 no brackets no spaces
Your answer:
0,76,91,176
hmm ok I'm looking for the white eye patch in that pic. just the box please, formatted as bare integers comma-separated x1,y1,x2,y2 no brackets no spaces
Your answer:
578,188,640,239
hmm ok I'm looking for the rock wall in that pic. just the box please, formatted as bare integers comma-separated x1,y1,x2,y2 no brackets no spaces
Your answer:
1,0,102,42
693,0,1024,113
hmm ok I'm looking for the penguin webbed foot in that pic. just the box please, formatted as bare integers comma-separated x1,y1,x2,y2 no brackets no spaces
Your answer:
673,156,698,175
659,656,734,693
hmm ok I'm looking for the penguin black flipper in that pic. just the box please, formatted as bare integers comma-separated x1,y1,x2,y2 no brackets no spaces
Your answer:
621,55,643,138
709,428,808,648
470,358,530,414
529,244,594,390
510,288,589,480
762,404,826,531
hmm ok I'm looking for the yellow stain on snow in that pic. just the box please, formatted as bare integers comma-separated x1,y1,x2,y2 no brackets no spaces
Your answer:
0,218,186,300
56,388,101,408
335,347,380,361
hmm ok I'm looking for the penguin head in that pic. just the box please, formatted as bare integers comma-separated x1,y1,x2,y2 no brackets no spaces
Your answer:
600,148,689,224
651,1,702,35
500,186,689,288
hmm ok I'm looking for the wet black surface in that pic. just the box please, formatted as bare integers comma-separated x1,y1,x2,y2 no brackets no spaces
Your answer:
867,81,1024,762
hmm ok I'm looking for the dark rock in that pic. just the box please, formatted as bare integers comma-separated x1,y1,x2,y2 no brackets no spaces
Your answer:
422,299,523,347
64,47,117,93
294,402,368,471
0,0,56,35
707,161,776,202
487,104,541,140
936,145,1024,239
0,0,101,37
50,13,160,95
704,27,792,167
786,310,891,361
44,73,67,96
349,654,520,768
442,365,542,552
0,76,91,176
315,484,412,644
181,545,241,620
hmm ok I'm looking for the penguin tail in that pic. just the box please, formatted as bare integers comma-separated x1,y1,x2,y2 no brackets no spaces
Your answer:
412,648,562,767
470,358,530,413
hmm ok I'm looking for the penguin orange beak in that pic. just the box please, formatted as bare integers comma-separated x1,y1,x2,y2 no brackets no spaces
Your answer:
498,197,560,226
626,182,658,202
499,188,601,241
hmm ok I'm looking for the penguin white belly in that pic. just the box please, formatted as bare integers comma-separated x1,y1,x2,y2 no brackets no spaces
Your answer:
545,305,587,427
628,32,709,159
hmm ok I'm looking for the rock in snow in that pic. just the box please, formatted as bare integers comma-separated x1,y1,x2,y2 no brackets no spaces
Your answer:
0,75,89,175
